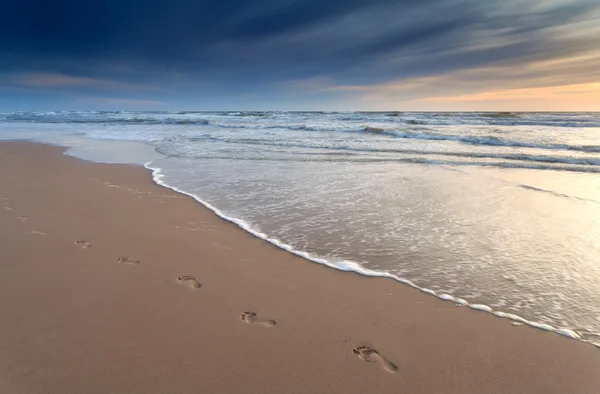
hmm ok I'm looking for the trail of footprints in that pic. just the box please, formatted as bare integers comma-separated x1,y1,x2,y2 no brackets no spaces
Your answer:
5,198,398,375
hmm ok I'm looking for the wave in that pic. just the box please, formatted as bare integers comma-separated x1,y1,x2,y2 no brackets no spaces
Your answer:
4,113,211,125
143,161,594,347
172,134,600,166
517,185,599,203
220,111,272,117
379,129,600,153
396,113,600,127
207,121,369,133
360,158,600,173
155,151,600,175
480,112,521,118
363,126,386,133
209,123,600,154
168,122,600,154
4,110,600,128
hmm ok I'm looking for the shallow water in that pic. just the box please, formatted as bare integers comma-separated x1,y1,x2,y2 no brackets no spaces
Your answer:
2,111,600,346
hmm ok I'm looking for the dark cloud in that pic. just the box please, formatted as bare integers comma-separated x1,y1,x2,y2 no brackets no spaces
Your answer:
1,0,599,108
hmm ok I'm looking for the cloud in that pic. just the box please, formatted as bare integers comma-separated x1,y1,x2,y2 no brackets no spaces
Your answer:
77,97,161,106
3,73,163,92
321,49,600,110
1,0,599,109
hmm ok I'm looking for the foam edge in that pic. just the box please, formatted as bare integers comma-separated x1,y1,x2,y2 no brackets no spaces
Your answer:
144,161,590,346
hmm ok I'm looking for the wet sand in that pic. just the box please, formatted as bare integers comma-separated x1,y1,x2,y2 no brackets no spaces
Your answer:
1,141,599,394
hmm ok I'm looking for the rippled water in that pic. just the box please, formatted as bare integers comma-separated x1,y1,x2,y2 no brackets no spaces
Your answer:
2,111,600,346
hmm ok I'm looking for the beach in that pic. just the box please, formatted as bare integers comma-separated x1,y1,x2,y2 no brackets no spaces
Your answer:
1,140,599,394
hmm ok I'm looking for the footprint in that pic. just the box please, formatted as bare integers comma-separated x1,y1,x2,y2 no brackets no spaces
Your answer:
1,196,9,201
116,256,140,265
240,312,277,327
352,345,398,373
17,216,28,221
74,240,92,248
177,275,201,288
31,229,46,235
3,206,14,211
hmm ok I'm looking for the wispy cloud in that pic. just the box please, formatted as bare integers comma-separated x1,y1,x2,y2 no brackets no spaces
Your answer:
78,97,161,106
1,72,164,93
1,0,599,109
321,48,600,110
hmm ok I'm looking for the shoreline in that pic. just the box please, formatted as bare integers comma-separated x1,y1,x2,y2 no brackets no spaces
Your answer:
23,135,593,346
1,141,599,394
145,162,588,345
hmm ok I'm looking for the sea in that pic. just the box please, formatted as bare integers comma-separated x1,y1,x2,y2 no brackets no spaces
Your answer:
1,110,599,347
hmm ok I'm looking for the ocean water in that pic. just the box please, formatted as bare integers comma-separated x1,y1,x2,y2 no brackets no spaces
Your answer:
2,111,600,347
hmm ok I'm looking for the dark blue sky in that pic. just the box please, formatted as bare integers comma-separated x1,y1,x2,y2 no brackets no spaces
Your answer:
1,0,599,110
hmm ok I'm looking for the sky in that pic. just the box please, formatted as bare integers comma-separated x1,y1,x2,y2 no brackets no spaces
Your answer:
1,0,599,111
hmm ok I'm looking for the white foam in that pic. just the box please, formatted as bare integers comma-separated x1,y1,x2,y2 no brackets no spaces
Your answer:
556,328,581,339
144,161,592,347
470,304,493,312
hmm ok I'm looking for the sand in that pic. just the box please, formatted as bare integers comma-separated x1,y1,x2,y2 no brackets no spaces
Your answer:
0,141,599,394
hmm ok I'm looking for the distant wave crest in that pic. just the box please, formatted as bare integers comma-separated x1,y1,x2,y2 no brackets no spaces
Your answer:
3,113,211,126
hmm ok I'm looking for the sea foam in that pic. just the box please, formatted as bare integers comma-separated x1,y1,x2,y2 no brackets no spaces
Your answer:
144,161,591,346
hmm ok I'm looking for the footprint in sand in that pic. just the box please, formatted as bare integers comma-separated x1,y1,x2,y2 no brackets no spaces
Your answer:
352,345,398,373
2,196,9,201
74,240,92,248
177,275,201,288
116,256,140,265
240,312,277,327
17,216,28,222
31,229,46,235
3,206,14,211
